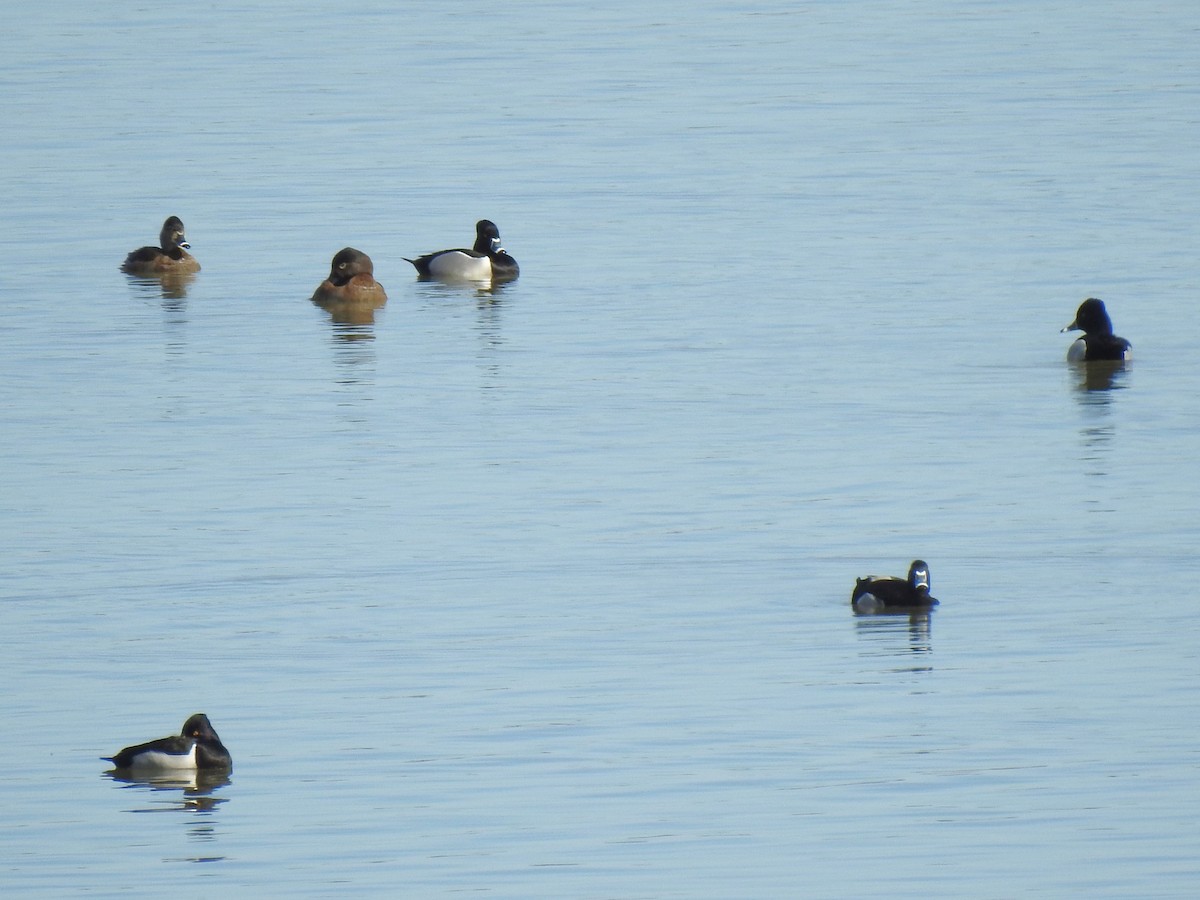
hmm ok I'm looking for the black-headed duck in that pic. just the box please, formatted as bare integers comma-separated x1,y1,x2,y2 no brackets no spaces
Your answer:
1061,298,1132,362
851,560,939,613
406,219,519,283
104,713,232,772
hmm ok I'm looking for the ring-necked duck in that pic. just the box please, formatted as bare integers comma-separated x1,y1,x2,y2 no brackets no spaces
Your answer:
122,216,201,275
312,248,388,306
1060,298,1132,362
104,713,232,772
851,560,939,612
405,219,519,282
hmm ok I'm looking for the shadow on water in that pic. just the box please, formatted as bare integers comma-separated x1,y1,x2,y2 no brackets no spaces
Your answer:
1070,359,1129,396
311,295,384,386
123,272,196,303
412,278,513,391
312,296,387,330
1069,361,1130,480
473,292,508,391
412,275,513,304
124,275,192,366
852,608,934,668
104,770,231,858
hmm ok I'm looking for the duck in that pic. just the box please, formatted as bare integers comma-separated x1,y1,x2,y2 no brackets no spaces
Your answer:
121,216,201,275
1060,298,1132,362
104,713,232,772
851,560,939,612
311,247,388,306
405,219,519,283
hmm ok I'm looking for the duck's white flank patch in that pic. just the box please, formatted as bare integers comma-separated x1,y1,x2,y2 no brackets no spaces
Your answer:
853,593,883,613
129,741,198,771
429,251,493,281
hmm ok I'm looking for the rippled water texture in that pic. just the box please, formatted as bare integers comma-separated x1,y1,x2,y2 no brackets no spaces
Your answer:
2,1,1198,896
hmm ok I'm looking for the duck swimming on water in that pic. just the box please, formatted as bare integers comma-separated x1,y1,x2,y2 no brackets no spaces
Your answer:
311,247,388,307
104,713,232,772
122,216,201,276
406,219,519,283
851,560,939,613
1061,298,1131,362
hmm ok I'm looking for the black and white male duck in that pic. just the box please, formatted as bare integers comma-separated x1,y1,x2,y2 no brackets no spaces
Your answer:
104,713,232,772
405,219,519,283
851,560,939,613
121,216,201,276
1060,298,1132,362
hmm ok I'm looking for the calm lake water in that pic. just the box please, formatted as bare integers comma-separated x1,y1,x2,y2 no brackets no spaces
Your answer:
2,1,1199,896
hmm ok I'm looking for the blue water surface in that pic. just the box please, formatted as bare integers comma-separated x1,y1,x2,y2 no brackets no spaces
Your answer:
1,1,1198,897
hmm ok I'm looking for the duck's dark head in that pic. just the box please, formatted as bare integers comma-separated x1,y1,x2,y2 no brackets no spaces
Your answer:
474,219,503,254
907,560,931,594
160,216,190,251
1062,298,1114,336
182,713,220,742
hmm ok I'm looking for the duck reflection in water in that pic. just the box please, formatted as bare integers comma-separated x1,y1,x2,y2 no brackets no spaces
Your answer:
106,766,231,798
127,271,196,301
1066,338,1130,478
853,608,934,659
316,301,385,328
105,768,230,852
1072,360,1129,394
